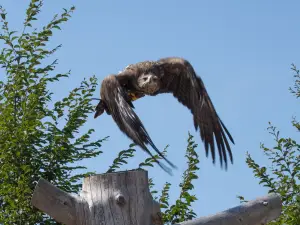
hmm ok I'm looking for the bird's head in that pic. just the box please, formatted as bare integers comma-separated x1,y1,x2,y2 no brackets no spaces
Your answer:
137,70,161,95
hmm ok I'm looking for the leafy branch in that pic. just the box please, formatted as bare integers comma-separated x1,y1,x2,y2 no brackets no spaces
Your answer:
107,143,136,173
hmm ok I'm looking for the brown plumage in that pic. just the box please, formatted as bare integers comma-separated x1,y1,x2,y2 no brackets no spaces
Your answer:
94,57,234,174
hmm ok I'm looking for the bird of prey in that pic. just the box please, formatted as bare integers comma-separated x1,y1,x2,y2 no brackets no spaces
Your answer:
94,57,234,174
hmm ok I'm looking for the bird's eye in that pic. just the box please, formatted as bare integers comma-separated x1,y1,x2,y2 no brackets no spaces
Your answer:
143,78,147,81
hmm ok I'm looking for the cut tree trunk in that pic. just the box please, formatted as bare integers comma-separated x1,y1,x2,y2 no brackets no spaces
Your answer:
31,169,162,225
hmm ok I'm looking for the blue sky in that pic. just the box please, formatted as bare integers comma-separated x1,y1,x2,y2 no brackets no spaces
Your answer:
2,0,300,218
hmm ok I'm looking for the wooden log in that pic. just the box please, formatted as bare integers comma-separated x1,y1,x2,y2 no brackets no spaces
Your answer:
31,169,162,225
31,177,85,224
175,194,282,225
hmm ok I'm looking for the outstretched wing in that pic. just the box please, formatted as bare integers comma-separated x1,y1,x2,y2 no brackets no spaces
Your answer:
98,74,176,174
157,57,235,169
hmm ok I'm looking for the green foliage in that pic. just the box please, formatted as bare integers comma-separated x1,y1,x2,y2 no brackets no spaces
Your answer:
289,63,300,99
159,182,171,209
239,65,300,225
0,1,104,224
159,133,199,224
138,145,170,197
138,144,169,169
107,143,136,173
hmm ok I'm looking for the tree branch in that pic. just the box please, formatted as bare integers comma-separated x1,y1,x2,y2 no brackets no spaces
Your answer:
176,194,282,225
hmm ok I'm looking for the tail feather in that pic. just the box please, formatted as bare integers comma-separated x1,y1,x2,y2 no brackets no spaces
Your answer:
94,100,106,118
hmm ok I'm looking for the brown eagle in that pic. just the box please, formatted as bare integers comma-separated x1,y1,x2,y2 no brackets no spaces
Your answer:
94,57,234,174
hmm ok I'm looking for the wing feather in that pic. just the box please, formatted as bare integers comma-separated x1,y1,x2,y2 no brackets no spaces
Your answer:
99,75,176,174
157,57,234,169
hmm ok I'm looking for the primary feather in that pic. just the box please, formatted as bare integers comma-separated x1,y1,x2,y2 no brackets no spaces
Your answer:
157,57,234,169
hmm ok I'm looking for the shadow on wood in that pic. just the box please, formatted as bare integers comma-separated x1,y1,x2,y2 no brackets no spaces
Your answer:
31,169,282,225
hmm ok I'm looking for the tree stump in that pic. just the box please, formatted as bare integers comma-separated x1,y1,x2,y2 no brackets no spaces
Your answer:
31,169,162,225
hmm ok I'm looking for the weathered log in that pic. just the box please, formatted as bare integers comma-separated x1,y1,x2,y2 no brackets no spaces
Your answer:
31,169,162,225
176,194,282,225
31,169,282,225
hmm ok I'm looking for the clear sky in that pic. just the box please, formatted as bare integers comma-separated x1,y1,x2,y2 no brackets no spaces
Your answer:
2,0,300,218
